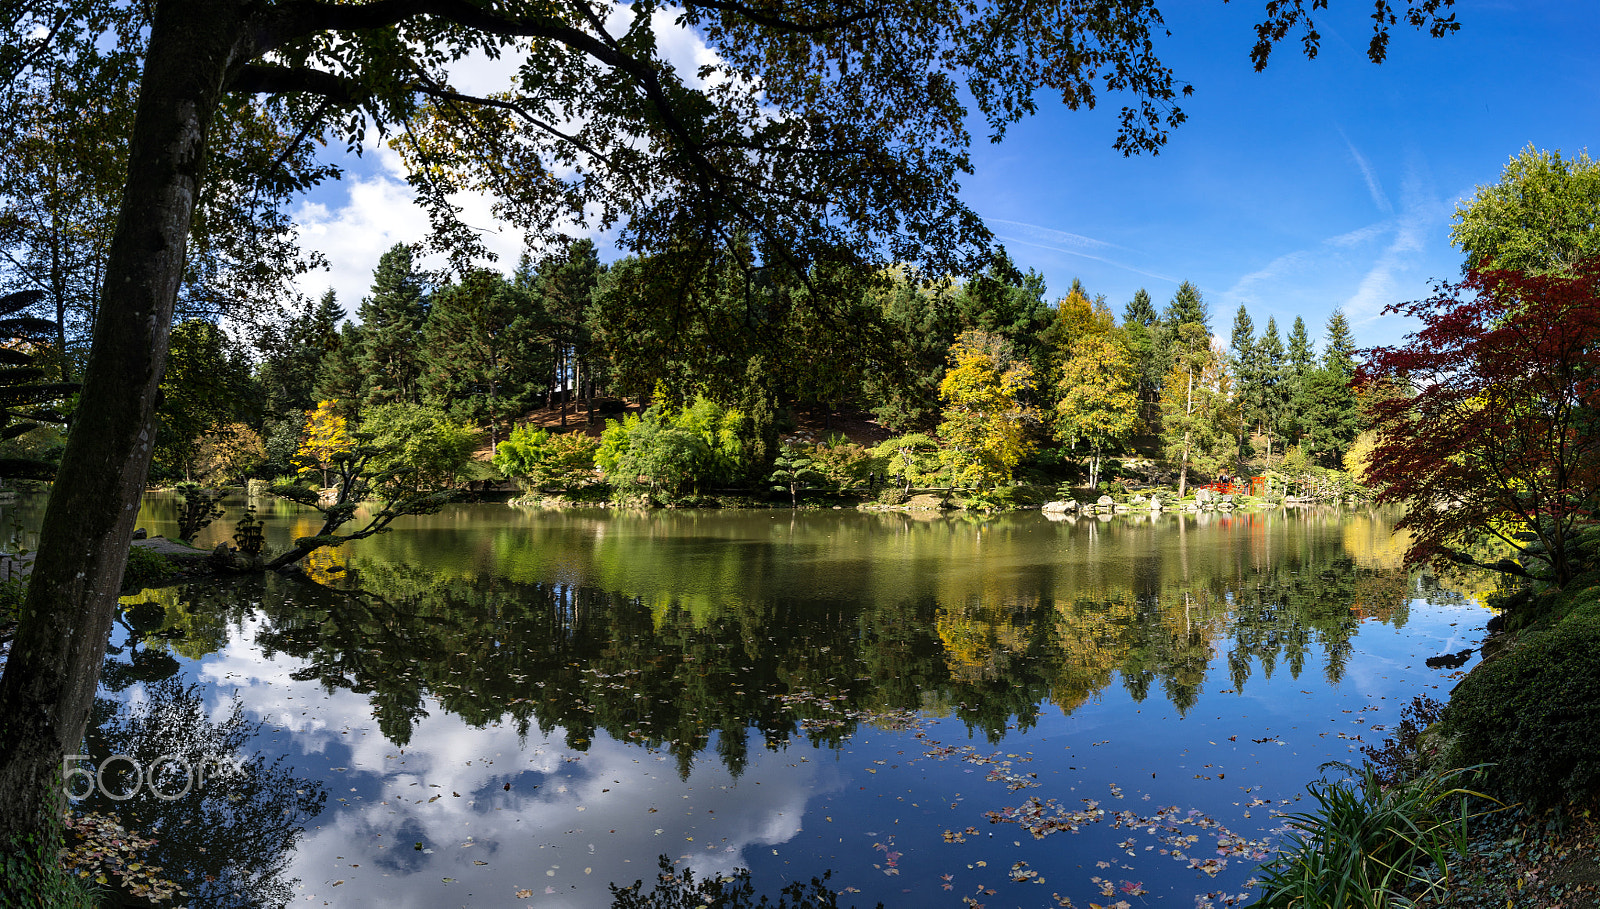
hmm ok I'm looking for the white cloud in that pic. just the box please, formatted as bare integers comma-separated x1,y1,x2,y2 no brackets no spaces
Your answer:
987,218,1121,251
1337,128,1393,216
199,618,836,909
1342,161,1449,325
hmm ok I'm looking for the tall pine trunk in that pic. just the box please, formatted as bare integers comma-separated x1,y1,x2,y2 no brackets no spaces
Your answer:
0,0,242,846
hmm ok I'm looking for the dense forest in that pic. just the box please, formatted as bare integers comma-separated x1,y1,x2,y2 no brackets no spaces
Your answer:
0,235,1373,512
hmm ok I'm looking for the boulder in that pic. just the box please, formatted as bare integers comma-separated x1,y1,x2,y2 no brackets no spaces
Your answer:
1195,488,1213,504
1042,500,1078,514
1096,495,1114,507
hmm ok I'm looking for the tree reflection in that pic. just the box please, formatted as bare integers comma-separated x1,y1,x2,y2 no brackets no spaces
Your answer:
79,673,327,909
206,541,1414,776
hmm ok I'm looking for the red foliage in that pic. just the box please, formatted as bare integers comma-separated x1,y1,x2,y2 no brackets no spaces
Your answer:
1356,257,1600,586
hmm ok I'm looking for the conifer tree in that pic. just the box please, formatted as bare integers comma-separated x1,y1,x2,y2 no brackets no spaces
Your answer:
421,269,547,446
358,244,430,409
1285,315,1316,444
256,289,344,422
1163,281,1211,333
1123,288,1157,328
1121,288,1160,421
1228,305,1260,463
1255,317,1289,461
312,323,367,419
1322,309,1356,375
1299,309,1362,468
535,240,605,425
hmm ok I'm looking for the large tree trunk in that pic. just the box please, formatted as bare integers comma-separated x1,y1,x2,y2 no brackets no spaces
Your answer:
0,0,243,847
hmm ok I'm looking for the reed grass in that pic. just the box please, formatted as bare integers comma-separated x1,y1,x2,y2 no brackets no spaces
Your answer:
1254,761,1502,908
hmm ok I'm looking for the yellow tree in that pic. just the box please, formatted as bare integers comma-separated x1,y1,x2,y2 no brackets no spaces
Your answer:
295,400,354,488
194,423,267,486
937,331,1035,490
1055,333,1139,489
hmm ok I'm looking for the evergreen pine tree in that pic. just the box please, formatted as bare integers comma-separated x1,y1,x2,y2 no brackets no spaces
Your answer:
1255,316,1289,461
1150,281,1210,440
1299,309,1362,468
358,244,430,408
1284,315,1316,445
421,269,548,445
1121,288,1160,423
313,322,367,416
1228,304,1260,464
1162,281,1210,333
1322,308,1356,376
254,290,344,418
1287,315,1315,376
537,240,605,425
1123,288,1156,328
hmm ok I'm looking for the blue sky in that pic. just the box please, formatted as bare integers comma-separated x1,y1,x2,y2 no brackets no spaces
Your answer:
291,1,1599,352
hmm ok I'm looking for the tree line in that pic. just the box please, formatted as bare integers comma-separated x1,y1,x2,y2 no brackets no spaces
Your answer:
33,239,1368,507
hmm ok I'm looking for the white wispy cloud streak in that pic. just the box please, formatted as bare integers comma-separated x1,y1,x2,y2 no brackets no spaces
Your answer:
989,232,1180,287
1338,127,1393,215
1341,161,1448,325
986,218,1123,251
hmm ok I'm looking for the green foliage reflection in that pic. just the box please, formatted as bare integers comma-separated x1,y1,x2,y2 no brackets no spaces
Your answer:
131,535,1423,778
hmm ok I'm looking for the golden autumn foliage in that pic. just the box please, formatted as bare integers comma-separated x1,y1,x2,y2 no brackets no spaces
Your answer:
294,400,354,488
937,331,1035,491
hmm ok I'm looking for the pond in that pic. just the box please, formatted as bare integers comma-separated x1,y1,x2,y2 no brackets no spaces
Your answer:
73,496,1490,908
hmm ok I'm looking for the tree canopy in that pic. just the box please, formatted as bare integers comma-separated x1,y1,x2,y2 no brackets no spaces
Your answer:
1359,258,1600,588
1450,146,1600,275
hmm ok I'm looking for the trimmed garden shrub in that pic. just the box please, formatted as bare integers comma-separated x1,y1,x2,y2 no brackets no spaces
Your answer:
1441,612,1600,807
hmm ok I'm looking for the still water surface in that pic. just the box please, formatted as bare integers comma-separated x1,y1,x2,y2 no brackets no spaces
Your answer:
77,497,1489,908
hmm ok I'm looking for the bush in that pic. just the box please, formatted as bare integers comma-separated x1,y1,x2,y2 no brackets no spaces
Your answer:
809,439,881,492
1441,613,1600,807
597,400,748,501
494,424,599,492
121,547,175,592
172,481,224,543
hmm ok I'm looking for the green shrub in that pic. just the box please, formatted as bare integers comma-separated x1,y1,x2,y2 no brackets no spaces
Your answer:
121,546,175,592
1255,762,1497,909
494,424,599,492
597,401,748,501
1441,613,1600,807
172,481,224,543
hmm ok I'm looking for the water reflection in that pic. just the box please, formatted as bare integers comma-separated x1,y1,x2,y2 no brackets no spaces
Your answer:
93,500,1484,908
135,513,1417,777
80,669,327,908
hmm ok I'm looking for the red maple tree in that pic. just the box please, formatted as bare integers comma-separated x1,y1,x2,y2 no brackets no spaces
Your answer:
1357,257,1600,588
